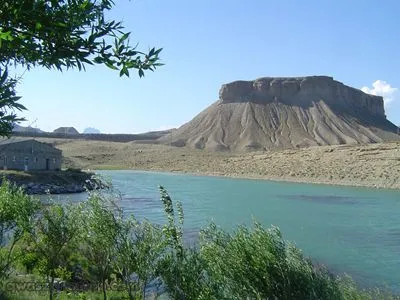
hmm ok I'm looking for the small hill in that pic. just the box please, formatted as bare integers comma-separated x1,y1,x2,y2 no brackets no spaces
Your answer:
83,127,101,134
12,124,43,133
159,76,399,151
53,127,79,135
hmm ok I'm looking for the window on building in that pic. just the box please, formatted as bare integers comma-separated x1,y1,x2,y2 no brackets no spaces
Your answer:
53,158,56,164
4,156,7,164
34,157,38,163
12,156,16,162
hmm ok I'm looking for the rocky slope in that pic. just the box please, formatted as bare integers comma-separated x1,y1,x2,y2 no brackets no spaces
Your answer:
160,76,399,151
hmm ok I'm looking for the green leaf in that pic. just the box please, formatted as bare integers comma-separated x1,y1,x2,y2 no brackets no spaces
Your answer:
0,69,8,85
0,31,13,41
55,22,67,28
119,67,129,77
94,57,103,64
105,63,118,70
154,48,163,56
80,0,90,9
119,32,130,43
81,58,94,65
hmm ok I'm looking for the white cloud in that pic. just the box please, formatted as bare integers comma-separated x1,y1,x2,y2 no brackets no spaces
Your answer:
361,80,398,106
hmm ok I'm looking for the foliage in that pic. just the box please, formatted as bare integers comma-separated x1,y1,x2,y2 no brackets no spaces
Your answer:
199,222,335,299
115,217,164,300
0,0,163,75
157,186,185,298
159,186,184,258
20,201,82,300
0,69,25,137
0,0,163,136
0,179,39,281
157,186,217,299
80,191,122,300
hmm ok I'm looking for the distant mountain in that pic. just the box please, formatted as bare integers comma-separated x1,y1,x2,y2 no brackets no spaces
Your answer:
83,127,101,134
159,76,400,151
53,127,79,135
12,124,43,133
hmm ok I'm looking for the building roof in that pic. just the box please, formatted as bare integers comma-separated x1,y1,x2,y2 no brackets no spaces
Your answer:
0,138,62,153
0,137,34,145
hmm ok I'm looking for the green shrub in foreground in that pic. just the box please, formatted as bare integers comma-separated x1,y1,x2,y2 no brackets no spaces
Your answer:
199,222,360,300
0,180,40,281
157,186,399,300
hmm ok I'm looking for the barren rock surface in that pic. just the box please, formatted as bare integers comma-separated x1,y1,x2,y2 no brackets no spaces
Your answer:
159,76,399,151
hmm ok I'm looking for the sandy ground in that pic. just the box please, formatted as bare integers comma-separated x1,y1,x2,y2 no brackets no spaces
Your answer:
41,138,400,190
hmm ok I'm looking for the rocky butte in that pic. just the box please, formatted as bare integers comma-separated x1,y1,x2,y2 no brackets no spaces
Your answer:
160,76,399,151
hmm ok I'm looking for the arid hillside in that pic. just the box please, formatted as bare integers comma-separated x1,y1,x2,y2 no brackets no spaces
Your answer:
159,76,399,151
38,138,400,189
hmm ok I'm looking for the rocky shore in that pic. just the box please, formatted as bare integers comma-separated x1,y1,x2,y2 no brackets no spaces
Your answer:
21,181,89,195
0,169,105,195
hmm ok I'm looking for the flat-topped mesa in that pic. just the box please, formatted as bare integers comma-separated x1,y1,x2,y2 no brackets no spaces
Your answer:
159,75,398,151
219,76,385,118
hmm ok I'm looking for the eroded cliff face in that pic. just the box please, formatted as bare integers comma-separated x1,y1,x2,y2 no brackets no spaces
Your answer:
159,76,398,151
219,76,385,117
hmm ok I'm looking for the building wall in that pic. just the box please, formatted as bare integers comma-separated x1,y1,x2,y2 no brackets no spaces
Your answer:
0,140,62,171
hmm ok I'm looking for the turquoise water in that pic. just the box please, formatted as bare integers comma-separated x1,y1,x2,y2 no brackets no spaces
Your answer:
54,170,400,291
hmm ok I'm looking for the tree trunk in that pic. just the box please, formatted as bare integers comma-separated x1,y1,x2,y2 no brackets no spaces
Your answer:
102,278,107,300
128,283,134,300
49,276,55,300
142,280,147,300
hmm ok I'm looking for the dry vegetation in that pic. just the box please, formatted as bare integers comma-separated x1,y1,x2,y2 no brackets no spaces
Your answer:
39,138,400,189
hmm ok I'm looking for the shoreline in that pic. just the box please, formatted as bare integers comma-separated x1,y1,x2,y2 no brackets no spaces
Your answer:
36,138,400,191
94,167,400,191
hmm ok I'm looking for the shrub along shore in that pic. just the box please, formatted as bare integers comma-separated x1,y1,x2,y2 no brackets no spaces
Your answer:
0,180,398,300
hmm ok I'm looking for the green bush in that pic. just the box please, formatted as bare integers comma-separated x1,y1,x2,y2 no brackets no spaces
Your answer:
200,222,344,299
0,180,40,281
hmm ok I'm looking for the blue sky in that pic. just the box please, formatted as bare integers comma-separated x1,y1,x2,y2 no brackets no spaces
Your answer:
17,0,400,133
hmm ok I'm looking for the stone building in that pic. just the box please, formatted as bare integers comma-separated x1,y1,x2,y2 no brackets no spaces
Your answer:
0,138,62,171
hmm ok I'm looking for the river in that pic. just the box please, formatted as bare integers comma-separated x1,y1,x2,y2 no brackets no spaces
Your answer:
49,170,400,291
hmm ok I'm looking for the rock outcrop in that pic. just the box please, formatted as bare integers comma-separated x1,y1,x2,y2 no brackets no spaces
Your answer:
0,169,107,195
160,76,399,151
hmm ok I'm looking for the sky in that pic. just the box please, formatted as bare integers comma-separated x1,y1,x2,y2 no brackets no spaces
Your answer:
16,0,400,133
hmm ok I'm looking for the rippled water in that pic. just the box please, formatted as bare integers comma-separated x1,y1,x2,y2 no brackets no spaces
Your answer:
50,170,400,291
